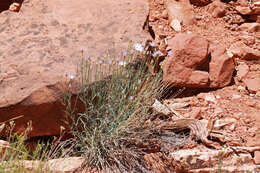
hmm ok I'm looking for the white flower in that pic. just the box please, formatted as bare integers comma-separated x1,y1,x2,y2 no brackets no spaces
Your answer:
106,59,113,64
129,96,134,100
85,54,91,61
130,49,134,54
149,41,156,47
152,50,163,57
133,43,144,52
119,61,127,66
167,51,172,56
66,72,75,80
123,50,127,57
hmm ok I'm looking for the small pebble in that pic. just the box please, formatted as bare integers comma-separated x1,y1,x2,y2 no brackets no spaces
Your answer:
205,94,217,104
232,94,241,99
238,85,245,91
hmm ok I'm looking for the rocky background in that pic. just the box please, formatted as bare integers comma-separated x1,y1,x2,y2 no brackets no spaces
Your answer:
0,0,260,172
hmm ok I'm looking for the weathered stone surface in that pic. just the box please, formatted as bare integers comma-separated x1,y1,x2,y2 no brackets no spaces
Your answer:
190,165,260,173
0,0,149,137
209,43,235,88
0,81,85,137
170,148,259,172
166,0,195,26
238,23,260,32
170,19,182,32
255,151,260,165
166,34,209,67
163,33,210,88
236,63,249,80
144,152,175,173
237,0,249,7
208,0,226,18
236,6,253,15
236,2,260,15
163,33,235,88
9,2,22,12
239,34,256,45
8,157,88,172
244,78,260,93
257,15,260,23
229,42,260,60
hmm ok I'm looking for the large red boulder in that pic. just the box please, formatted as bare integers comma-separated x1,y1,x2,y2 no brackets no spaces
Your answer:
0,0,149,137
163,33,210,88
163,33,235,88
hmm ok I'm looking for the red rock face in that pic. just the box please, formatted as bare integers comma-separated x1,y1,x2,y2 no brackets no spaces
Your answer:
229,41,260,60
208,0,226,18
238,23,260,33
209,43,235,88
163,33,210,88
0,0,150,137
162,33,235,88
0,82,85,137
254,151,260,165
166,0,195,26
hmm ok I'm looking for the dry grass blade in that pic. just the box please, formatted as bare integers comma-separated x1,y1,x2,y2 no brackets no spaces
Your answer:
0,115,24,125
0,115,24,133
157,118,219,149
0,124,5,133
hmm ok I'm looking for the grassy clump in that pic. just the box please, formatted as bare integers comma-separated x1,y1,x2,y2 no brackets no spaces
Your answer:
0,122,74,173
64,48,186,172
0,45,187,172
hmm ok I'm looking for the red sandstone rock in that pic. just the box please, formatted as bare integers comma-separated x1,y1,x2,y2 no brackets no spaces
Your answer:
0,0,149,137
15,157,88,172
163,33,210,88
170,147,258,172
239,34,256,45
167,34,209,68
238,23,260,33
184,107,201,119
236,63,249,80
163,33,234,88
236,6,253,15
229,41,260,60
237,0,249,7
166,0,195,26
254,151,260,165
244,78,260,93
209,44,235,88
236,3,260,15
9,2,22,12
257,15,260,23
247,133,260,147
208,0,226,18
